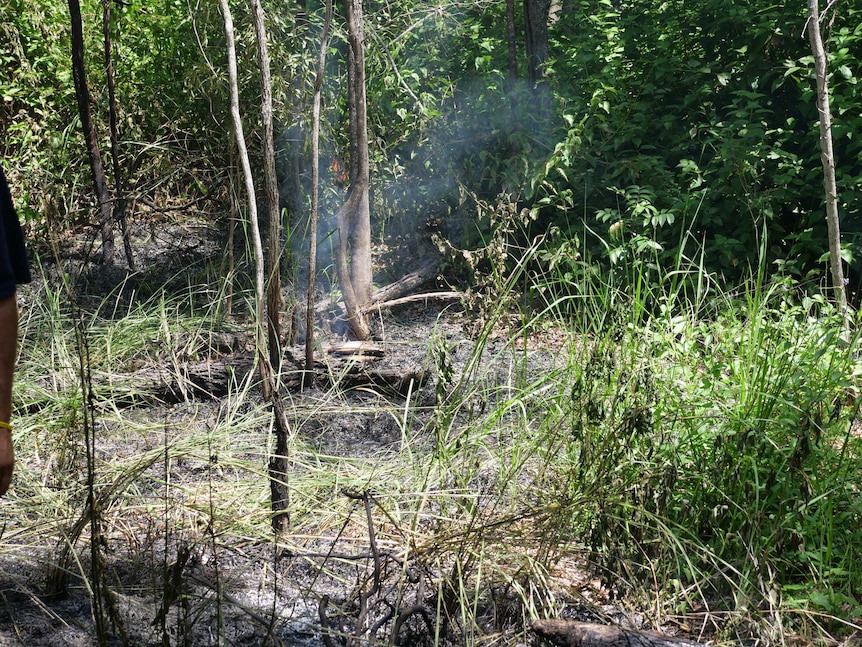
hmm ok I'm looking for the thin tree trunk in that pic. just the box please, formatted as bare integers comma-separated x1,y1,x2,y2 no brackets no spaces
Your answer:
101,0,133,270
336,0,372,340
226,204,236,315
219,0,266,381
523,0,551,134
219,0,290,532
225,143,237,316
345,0,371,293
807,0,847,314
68,0,115,265
305,0,334,385
250,0,284,372
506,0,518,96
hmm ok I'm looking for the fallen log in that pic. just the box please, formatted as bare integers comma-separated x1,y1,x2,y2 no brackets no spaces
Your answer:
315,255,441,315
318,366,428,396
124,350,428,404
531,621,708,647
325,341,386,357
127,354,257,403
364,291,464,313
367,256,440,305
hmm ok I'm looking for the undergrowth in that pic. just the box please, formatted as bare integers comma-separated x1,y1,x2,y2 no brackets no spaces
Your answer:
1,225,860,646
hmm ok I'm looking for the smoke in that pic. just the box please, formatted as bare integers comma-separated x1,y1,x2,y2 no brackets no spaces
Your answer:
274,59,556,315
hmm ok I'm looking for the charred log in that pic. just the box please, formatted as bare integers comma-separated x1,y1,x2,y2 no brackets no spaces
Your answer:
531,621,708,647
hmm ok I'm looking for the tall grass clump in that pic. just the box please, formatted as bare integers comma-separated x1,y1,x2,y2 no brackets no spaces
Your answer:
657,287,861,619
526,224,862,640
6,265,278,639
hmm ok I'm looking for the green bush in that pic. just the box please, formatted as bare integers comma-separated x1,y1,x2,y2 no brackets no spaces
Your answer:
546,265,862,621
532,0,862,288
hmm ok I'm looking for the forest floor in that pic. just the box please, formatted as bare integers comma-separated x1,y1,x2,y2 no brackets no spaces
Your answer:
0,212,711,647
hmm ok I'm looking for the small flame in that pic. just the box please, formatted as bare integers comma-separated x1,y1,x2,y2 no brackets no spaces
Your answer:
331,158,348,185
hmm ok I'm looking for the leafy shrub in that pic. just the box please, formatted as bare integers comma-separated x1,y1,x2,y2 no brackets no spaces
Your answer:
533,0,862,291
549,270,862,621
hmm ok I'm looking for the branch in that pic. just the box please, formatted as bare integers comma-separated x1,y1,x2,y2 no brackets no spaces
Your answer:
368,28,426,113
364,291,464,313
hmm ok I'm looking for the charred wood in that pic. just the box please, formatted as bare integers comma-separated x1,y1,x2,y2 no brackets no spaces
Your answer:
531,621,708,647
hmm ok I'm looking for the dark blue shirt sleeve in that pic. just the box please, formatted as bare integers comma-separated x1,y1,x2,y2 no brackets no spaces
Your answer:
0,166,31,299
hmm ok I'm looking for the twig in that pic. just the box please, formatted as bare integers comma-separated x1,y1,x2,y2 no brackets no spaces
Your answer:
391,604,435,645
136,194,210,213
292,549,405,566
318,595,337,647
364,492,382,594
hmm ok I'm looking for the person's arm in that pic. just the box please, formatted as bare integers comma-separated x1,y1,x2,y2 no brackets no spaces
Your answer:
0,294,17,495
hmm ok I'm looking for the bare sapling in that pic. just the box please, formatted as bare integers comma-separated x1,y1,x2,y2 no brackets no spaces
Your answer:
305,0,334,385
807,0,848,316
219,0,290,531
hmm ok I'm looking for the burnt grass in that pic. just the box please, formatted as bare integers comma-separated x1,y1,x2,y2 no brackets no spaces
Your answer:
0,214,622,647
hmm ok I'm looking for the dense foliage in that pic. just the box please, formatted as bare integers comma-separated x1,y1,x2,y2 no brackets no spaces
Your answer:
4,0,860,292
534,0,862,290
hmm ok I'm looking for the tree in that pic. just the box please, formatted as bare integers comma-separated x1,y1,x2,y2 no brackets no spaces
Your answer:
249,0,285,371
68,0,115,265
249,0,293,533
506,0,518,114
807,0,847,314
219,0,291,532
523,0,551,130
100,0,133,269
335,0,373,340
306,0,334,381
219,0,265,372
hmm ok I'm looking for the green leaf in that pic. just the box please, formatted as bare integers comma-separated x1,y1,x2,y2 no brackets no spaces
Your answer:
808,591,832,611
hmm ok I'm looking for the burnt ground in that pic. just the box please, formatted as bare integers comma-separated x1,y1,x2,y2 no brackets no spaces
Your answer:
0,214,668,647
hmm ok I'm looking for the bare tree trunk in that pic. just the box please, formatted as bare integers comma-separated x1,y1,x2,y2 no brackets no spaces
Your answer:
305,0,334,385
335,0,373,341
219,0,265,361
101,0,133,270
523,0,552,134
506,0,518,113
250,0,284,373
291,0,310,221
225,143,237,316
68,0,115,265
807,0,847,315
226,206,236,314
219,0,290,532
